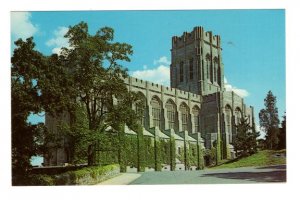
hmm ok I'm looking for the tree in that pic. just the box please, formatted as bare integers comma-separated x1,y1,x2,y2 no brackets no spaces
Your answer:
11,22,144,181
278,112,286,149
11,38,74,184
60,22,142,166
259,91,280,149
233,117,259,157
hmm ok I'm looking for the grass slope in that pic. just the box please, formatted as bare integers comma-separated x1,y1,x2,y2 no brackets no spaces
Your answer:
212,150,286,169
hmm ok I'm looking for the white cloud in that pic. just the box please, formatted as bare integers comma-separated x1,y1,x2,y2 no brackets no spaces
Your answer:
131,56,171,86
224,77,249,98
154,56,171,66
11,12,38,40
46,26,70,54
131,65,170,86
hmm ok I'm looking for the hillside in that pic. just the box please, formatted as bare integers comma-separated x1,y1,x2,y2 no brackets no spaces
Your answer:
212,150,286,169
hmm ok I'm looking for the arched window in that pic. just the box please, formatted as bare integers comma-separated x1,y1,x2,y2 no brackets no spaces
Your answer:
136,93,147,127
205,54,211,80
201,59,204,80
217,56,221,85
235,107,242,125
151,96,162,128
180,103,189,131
189,58,194,80
166,99,176,130
179,61,184,82
198,59,201,80
192,106,200,133
225,105,232,143
213,57,218,83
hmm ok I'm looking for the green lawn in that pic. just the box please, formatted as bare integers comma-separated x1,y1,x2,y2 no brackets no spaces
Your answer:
211,150,286,169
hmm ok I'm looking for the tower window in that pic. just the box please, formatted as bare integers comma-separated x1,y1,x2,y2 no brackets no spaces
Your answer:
180,61,184,82
189,58,194,80
213,57,218,83
206,54,211,81
210,60,213,83
201,60,204,80
198,59,201,80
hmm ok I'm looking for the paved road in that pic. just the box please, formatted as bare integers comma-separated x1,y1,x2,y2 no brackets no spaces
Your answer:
128,165,286,184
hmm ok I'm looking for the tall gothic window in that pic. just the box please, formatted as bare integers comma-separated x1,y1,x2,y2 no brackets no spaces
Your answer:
210,58,213,83
180,103,189,131
213,57,218,83
225,105,232,143
166,99,176,130
136,93,147,127
217,56,221,85
151,96,161,128
202,59,204,81
198,59,201,80
179,61,184,82
189,58,194,80
192,106,200,133
235,107,242,125
206,54,211,81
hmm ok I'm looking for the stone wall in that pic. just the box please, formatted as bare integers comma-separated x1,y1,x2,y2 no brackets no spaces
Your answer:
44,26,255,167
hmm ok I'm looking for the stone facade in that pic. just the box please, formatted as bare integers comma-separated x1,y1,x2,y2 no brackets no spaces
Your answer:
45,26,255,167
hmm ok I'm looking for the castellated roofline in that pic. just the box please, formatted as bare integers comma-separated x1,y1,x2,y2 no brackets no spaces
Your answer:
172,26,221,48
124,76,202,102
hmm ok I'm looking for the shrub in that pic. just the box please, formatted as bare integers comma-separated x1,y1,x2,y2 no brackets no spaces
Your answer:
204,148,216,166
27,174,55,186
56,164,120,185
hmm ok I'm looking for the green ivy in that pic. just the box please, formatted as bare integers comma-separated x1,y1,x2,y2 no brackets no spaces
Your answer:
197,144,205,170
154,139,162,171
136,126,145,172
176,148,185,163
170,136,176,171
160,139,170,165
144,137,155,168
188,143,198,167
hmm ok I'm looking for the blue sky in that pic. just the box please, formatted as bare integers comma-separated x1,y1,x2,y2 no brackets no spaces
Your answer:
11,10,286,137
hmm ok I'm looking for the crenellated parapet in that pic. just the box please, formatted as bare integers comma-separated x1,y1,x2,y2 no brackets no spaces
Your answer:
172,26,221,49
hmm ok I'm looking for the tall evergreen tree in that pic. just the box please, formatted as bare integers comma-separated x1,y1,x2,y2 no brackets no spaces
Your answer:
278,112,286,149
233,117,259,157
259,91,280,149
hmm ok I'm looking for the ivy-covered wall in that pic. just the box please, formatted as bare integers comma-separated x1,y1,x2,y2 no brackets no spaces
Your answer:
144,136,155,168
95,128,205,171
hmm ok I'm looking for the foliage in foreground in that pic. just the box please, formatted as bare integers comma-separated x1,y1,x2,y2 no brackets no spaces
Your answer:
14,164,119,186
11,21,143,180
211,150,286,169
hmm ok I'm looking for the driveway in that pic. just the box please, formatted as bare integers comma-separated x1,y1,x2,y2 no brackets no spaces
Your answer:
128,165,286,184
